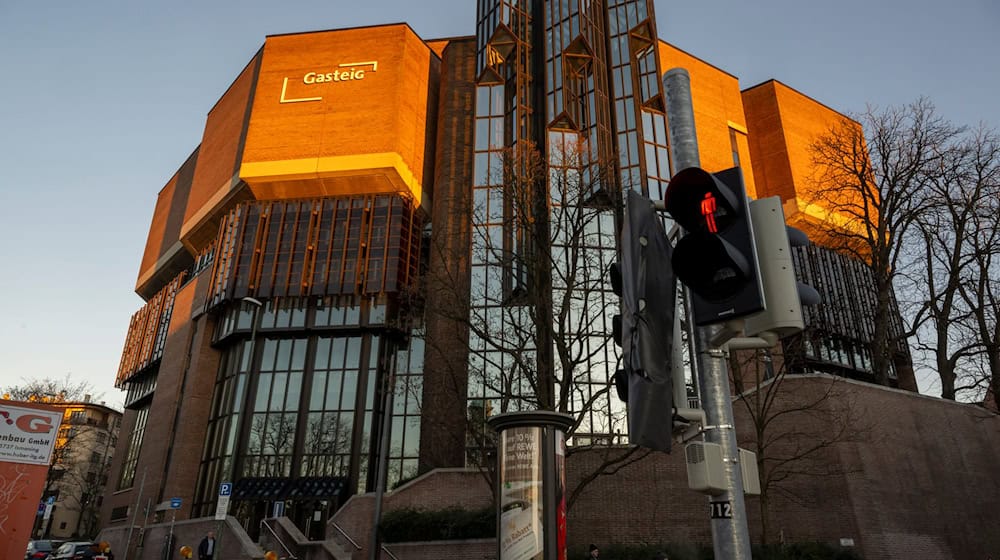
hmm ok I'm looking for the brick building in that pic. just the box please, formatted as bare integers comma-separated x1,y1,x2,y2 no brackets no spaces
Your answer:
97,1,981,559
38,399,121,540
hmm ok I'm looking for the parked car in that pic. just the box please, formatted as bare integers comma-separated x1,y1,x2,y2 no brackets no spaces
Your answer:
45,541,95,560
25,540,62,560
82,541,115,560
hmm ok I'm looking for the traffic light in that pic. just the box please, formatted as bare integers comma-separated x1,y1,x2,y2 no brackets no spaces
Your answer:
665,166,763,326
610,189,676,453
744,196,821,339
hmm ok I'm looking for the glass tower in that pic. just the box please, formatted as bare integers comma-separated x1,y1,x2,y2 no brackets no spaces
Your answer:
467,0,672,455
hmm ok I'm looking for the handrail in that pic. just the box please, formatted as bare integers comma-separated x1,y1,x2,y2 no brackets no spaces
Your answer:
330,522,362,550
259,518,298,559
380,544,400,560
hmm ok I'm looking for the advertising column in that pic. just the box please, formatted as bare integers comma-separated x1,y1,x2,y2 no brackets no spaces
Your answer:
488,411,574,560
0,399,63,560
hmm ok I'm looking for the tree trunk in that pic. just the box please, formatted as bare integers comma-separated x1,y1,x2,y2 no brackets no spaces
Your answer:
937,328,957,400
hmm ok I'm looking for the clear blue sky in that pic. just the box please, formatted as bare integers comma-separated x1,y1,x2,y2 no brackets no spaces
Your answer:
1,0,996,408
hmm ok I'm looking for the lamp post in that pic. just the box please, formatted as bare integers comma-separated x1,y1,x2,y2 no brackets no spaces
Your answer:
217,296,263,560
238,297,263,459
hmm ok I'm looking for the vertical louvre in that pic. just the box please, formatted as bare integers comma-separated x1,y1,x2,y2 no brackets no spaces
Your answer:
204,194,424,309
116,273,185,385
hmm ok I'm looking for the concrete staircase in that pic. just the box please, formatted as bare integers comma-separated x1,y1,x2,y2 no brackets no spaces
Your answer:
259,516,355,560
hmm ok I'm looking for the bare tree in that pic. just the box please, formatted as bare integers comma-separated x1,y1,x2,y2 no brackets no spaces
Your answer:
809,98,961,386
952,127,1000,407
48,415,116,538
3,375,108,537
416,137,650,508
730,345,871,545
245,414,298,476
3,373,101,403
909,124,1000,401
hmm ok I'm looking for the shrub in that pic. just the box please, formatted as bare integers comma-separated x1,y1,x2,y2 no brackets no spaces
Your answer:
379,506,495,542
752,542,864,560
568,541,861,560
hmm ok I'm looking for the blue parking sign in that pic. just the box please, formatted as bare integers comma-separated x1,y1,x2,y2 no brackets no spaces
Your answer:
170,497,182,509
219,482,232,497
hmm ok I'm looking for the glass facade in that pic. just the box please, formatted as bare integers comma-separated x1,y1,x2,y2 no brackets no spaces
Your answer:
160,192,427,533
116,405,149,490
791,244,911,382
191,295,416,524
469,0,672,455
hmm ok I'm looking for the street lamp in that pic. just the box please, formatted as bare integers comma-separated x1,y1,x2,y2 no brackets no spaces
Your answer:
232,296,264,476
241,297,263,371
217,296,264,560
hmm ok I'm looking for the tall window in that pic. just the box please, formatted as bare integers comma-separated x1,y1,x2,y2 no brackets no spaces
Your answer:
193,296,395,516
243,338,307,477
301,336,365,480
386,332,423,485
117,406,149,490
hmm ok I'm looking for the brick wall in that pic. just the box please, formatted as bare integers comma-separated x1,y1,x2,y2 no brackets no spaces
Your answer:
101,269,222,529
420,36,477,472
337,379,999,559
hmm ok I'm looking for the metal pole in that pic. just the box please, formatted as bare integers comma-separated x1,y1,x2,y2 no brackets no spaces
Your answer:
664,67,752,560
368,367,396,560
167,509,177,560
216,297,262,560
122,469,146,560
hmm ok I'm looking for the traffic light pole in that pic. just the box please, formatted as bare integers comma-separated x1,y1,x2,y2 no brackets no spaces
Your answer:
664,67,752,560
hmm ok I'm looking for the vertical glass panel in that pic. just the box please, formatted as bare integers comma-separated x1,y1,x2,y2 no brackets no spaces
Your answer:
346,337,361,368
476,119,489,150
270,372,287,412
490,85,504,114
475,153,490,186
276,339,292,370
473,188,488,224
232,375,247,414
341,371,358,410
326,374,342,410
260,338,277,372
286,371,302,411
345,305,360,325
291,339,306,371
404,416,421,456
370,303,386,325
314,337,330,370
476,86,491,115
331,338,346,369
254,373,272,412
311,372,327,410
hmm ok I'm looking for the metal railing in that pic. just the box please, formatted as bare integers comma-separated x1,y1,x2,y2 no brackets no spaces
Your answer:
260,518,298,559
380,545,400,560
330,522,361,550
330,521,399,559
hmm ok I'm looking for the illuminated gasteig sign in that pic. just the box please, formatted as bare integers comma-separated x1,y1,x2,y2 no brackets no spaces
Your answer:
280,60,378,104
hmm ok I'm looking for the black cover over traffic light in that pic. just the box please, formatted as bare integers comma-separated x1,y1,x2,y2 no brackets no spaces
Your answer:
610,190,676,453
665,166,764,326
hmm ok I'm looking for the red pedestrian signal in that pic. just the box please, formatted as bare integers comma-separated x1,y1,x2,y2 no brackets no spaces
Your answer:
701,192,718,233
665,166,763,325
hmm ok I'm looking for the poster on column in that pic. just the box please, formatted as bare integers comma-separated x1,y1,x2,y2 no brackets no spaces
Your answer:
555,430,567,560
499,426,544,560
